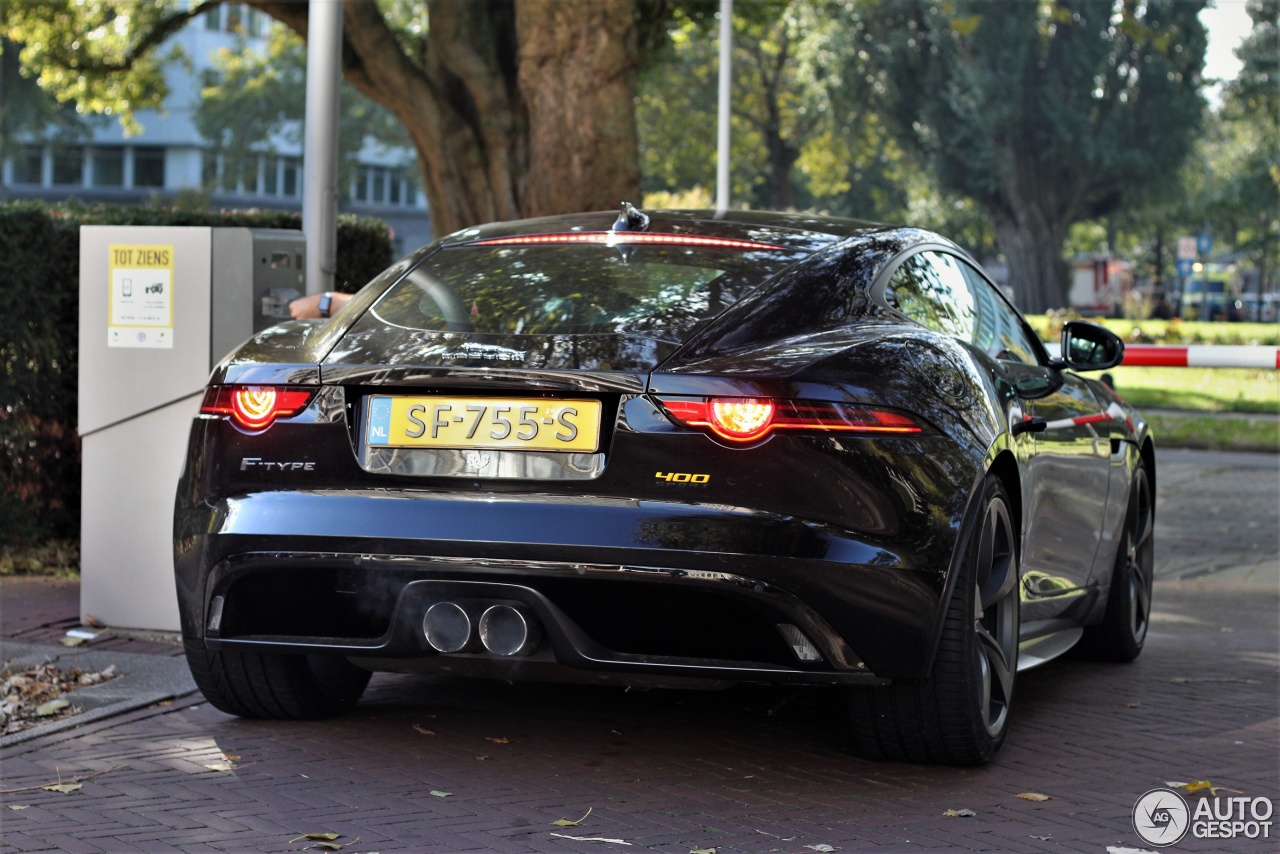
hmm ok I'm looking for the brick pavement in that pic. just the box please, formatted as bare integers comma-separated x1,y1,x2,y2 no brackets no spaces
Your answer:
2,586,1274,853
1,449,1276,853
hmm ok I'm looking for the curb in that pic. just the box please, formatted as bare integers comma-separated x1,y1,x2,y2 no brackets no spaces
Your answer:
0,641,198,749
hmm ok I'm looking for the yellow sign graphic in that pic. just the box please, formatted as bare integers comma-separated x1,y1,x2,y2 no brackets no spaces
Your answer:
108,244,175,349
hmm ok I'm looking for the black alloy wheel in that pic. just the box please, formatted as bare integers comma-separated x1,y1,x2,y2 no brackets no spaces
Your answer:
849,476,1019,765
1079,464,1155,662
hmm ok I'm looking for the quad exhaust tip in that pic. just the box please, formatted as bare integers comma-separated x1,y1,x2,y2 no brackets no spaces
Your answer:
479,604,541,656
423,601,541,656
423,602,472,653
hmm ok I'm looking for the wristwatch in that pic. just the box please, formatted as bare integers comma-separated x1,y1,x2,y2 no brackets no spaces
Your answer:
318,292,333,318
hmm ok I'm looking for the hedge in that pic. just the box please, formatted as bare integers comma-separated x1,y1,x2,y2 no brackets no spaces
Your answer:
0,201,394,546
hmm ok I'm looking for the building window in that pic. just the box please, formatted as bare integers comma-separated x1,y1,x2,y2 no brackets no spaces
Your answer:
238,156,259,194
11,146,43,184
202,152,220,189
389,176,402,205
371,168,386,204
263,157,278,195
204,5,221,30
92,148,125,187
133,147,165,187
225,4,243,34
282,158,299,197
246,8,264,38
51,147,84,186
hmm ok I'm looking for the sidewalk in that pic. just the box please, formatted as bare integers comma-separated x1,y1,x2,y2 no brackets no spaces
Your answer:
0,577,195,749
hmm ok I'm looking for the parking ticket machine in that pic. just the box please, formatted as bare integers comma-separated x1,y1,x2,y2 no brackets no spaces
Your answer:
78,226,305,631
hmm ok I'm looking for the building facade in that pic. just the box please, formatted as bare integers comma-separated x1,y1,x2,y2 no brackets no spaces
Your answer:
0,3,431,256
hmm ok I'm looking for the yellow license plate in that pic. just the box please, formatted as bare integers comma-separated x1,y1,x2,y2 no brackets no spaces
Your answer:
366,396,601,452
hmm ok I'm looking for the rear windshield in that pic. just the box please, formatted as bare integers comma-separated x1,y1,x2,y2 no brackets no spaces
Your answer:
368,242,808,340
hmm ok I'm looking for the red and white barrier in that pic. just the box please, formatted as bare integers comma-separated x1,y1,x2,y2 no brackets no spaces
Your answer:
1040,402,1134,433
1121,345,1280,369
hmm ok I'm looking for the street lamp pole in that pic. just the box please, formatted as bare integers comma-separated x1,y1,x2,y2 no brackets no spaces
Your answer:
303,0,344,295
715,0,733,215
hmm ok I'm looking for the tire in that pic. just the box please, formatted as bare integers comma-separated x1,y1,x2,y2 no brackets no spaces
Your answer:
849,476,1020,765
1077,463,1154,662
184,642,371,719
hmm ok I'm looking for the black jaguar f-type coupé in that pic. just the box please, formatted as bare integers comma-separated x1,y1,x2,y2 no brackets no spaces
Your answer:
174,206,1155,765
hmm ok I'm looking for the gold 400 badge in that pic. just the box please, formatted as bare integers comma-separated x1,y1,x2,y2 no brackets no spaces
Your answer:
655,471,710,484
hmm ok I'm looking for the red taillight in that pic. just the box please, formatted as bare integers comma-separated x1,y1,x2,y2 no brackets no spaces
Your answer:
464,232,784,251
658,396,923,443
200,386,315,431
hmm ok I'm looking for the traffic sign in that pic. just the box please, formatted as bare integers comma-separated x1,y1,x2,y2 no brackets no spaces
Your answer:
1177,237,1197,260
1197,232,1213,255
1176,259,1194,277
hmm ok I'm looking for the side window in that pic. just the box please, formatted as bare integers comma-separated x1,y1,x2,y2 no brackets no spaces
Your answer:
959,262,1039,364
885,251,978,340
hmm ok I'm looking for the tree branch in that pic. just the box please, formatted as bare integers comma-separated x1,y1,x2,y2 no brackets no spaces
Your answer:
53,1,226,74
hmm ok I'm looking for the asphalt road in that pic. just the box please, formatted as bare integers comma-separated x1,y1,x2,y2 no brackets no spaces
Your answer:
1,448,1276,853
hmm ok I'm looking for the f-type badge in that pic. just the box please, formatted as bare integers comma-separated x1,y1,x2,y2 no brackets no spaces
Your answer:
240,457,315,472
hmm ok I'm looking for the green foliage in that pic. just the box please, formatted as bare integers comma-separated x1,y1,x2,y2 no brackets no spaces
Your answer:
0,37,91,158
0,201,392,546
2,0,193,136
860,0,1209,310
195,25,413,193
1105,366,1279,415
637,0,909,219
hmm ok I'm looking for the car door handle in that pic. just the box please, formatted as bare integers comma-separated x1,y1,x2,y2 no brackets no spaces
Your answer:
1012,416,1048,437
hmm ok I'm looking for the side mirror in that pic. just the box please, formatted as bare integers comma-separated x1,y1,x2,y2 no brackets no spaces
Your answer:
1059,321,1124,371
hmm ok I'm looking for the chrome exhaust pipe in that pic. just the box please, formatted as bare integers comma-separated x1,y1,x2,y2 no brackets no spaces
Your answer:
478,604,541,656
423,602,472,653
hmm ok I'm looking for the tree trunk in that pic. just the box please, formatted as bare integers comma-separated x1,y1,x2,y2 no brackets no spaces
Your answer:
991,208,1070,315
516,0,641,217
260,0,644,238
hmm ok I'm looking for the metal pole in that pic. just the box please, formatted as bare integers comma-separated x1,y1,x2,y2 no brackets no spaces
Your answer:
303,0,344,295
715,0,732,214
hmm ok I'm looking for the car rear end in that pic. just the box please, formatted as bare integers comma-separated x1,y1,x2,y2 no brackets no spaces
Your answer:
174,212,982,691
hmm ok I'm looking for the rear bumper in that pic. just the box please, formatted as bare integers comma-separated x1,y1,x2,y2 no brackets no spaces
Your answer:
198,554,890,686
175,489,961,682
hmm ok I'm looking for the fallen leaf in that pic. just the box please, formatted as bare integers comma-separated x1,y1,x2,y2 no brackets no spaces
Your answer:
7,805,29,810
41,783,82,794
474,755,489,761
430,790,452,798
1030,835,1051,841
222,753,241,761
804,846,837,853
288,833,341,843
690,848,717,854
59,636,86,647
1015,792,1050,801
1127,702,1140,708
84,614,105,628
942,809,976,817
1178,780,1243,796
552,807,593,827
412,724,435,736
549,833,631,846
486,736,510,744
35,699,70,716
156,700,172,707
0,765,126,795
205,762,236,772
